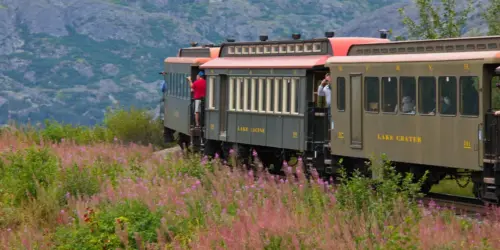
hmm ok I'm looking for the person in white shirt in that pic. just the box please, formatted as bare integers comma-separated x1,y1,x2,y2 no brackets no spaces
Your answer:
317,73,332,128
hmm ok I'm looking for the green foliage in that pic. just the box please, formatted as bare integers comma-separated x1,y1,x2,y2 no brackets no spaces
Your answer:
336,155,426,225
103,107,166,148
398,0,473,39
0,147,59,205
484,0,500,35
40,120,112,144
57,164,100,205
54,200,163,249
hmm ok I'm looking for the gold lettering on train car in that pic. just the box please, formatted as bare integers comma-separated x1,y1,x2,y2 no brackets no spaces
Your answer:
237,126,249,132
464,64,470,71
377,134,422,143
292,132,298,138
210,124,214,130
251,128,265,133
338,132,344,139
428,64,433,71
463,140,472,149
337,66,343,71
365,65,370,72
396,65,400,71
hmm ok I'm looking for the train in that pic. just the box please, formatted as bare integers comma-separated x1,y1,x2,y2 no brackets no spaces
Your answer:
160,31,500,203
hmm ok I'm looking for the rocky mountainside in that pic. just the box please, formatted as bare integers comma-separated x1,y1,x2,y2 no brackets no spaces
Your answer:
0,0,489,125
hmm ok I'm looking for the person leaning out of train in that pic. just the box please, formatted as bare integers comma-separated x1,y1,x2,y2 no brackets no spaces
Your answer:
317,73,332,116
187,71,207,128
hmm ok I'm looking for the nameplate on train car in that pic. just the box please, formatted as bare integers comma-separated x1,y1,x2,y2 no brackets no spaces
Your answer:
237,126,265,133
377,134,422,143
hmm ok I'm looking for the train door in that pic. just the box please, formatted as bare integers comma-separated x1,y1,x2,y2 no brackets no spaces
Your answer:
219,74,228,140
350,74,363,149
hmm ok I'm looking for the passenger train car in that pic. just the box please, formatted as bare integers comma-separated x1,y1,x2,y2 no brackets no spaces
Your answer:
197,33,389,170
161,44,220,149
326,36,500,201
161,33,500,203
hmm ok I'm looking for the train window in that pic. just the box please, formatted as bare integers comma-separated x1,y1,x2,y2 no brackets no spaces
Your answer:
243,78,250,111
208,76,215,109
237,78,244,111
282,78,290,114
337,77,346,111
399,77,416,114
229,77,236,111
266,78,273,113
274,77,282,113
460,76,479,116
258,78,265,112
291,78,300,114
418,77,436,115
438,76,457,115
364,77,379,112
382,77,398,113
251,78,257,112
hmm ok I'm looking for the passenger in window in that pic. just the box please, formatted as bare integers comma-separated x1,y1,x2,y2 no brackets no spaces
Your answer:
401,96,415,114
318,73,332,117
187,71,206,127
440,96,452,114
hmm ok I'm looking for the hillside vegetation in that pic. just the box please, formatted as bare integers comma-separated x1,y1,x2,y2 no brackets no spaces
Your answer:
0,0,495,125
0,116,499,248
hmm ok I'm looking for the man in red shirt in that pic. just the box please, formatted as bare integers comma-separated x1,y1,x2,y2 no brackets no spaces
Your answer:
187,71,206,127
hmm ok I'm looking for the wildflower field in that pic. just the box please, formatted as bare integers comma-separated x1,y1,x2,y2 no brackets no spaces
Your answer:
1,109,500,249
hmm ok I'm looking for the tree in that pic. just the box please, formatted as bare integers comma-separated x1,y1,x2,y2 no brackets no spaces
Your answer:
484,0,500,35
398,0,473,40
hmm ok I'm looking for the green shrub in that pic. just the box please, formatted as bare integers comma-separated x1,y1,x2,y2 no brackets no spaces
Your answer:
54,200,163,249
0,147,59,205
104,107,165,148
336,155,426,225
57,164,100,205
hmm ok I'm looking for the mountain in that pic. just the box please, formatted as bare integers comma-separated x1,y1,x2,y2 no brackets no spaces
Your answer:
0,0,489,125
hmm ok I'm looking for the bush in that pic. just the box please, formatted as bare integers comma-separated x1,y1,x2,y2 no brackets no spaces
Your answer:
104,107,165,148
57,164,100,205
0,147,59,205
54,200,163,249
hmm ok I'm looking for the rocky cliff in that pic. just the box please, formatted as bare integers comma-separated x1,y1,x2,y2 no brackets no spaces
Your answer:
0,0,489,125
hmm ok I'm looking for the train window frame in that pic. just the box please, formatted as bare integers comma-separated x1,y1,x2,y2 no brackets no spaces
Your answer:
207,76,216,110
381,76,398,114
459,76,479,117
438,76,457,117
337,77,346,112
399,76,417,115
364,76,380,113
418,76,436,116
236,77,243,111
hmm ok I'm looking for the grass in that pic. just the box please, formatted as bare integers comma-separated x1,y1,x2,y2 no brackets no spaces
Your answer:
0,122,499,249
431,178,475,197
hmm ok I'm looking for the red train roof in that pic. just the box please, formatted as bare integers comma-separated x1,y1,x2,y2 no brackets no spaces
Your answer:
200,55,329,69
327,37,389,56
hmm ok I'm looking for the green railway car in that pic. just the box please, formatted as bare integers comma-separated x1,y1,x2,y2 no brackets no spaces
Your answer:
326,36,500,201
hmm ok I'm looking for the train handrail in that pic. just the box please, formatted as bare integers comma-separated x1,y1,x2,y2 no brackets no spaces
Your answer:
484,112,500,160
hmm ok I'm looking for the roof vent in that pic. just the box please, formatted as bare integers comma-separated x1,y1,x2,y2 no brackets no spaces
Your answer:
259,35,268,42
378,29,388,39
325,31,335,38
203,44,215,47
190,42,198,47
292,33,301,40
226,38,235,42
